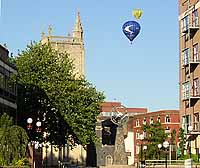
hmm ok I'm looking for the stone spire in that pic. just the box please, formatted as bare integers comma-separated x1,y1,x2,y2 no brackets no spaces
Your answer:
73,10,83,40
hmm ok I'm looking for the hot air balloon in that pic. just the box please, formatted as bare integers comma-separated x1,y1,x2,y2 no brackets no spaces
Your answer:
133,9,143,20
122,20,141,43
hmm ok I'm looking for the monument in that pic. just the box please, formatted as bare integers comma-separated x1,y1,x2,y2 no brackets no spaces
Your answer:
94,105,131,167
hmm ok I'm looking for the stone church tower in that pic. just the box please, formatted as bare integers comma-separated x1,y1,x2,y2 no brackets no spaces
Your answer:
41,11,85,77
39,12,87,167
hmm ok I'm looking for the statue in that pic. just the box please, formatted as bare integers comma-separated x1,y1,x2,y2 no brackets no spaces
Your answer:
111,105,129,127
111,105,129,165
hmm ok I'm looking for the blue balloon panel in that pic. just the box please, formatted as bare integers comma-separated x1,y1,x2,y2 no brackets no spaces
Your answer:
122,21,141,42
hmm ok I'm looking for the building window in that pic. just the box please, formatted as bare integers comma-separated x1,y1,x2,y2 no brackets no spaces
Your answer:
136,132,140,139
193,78,199,96
194,113,199,131
157,116,161,122
193,43,199,62
193,10,198,27
182,82,190,100
136,145,140,154
182,48,190,65
143,131,147,138
182,115,191,133
136,119,140,127
182,15,189,32
0,73,4,89
143,118,146,125
165,115,171,123
150,117,153,124
165,127,171,137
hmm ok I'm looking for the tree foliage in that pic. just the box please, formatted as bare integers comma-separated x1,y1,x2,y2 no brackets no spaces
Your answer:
142,122,168,160
178,128,186,158
15,42,105,147
170,129,176,145
0,113,28,166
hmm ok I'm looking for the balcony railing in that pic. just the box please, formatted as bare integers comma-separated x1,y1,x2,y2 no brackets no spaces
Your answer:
182,55,200,67
182,90,200,101
182,17,199,33
192,122,200,133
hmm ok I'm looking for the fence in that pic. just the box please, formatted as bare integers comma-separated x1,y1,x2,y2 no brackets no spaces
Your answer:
145,160,200,168
145,160,185,168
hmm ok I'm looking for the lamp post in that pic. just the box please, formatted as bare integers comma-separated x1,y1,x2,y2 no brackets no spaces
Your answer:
158,144,162,160
27,118,42,168
139,134,145,168
143,145,147,166
140,134,144,160
163,141,169,168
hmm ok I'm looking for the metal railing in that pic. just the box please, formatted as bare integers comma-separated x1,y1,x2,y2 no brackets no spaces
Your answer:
182,17,199,33
145,160,185,167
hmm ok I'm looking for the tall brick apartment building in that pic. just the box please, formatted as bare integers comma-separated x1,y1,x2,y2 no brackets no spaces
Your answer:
179,0,200,155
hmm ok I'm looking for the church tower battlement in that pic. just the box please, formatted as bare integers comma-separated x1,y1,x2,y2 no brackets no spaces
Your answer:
41,11,85,77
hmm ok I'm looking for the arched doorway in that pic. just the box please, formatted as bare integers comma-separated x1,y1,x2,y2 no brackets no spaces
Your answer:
105,155,113,165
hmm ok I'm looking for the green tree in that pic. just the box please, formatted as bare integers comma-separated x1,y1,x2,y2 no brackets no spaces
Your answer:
142,121,168,160
15,42,105,147
178,128,186,158
170,129,176,145
0,113,28,166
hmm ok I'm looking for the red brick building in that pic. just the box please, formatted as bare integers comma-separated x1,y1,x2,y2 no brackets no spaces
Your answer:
129,110,180,163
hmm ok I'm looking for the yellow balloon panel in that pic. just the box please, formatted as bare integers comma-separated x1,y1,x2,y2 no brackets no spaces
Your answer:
133,9,143,20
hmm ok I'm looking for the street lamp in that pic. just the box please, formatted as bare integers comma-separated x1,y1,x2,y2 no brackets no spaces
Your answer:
163,141,169,168
139,134,145,168
27,118,42,168
158,144,162,160
143,145,147,165
140,134,144,160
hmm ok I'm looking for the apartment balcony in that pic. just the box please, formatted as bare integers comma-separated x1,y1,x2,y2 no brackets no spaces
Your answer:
183,95,200,101
182,91,200,106
187,122,200,136
182,18,199,35
182,57,200,70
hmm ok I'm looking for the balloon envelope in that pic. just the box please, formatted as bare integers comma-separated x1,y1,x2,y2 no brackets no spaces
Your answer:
133,9,143,20
122,21,141,42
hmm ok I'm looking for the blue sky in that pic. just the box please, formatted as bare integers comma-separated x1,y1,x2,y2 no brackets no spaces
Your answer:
0,0,179,112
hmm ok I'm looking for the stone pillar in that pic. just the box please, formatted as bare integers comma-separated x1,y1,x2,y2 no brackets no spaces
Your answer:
113,125,127,165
